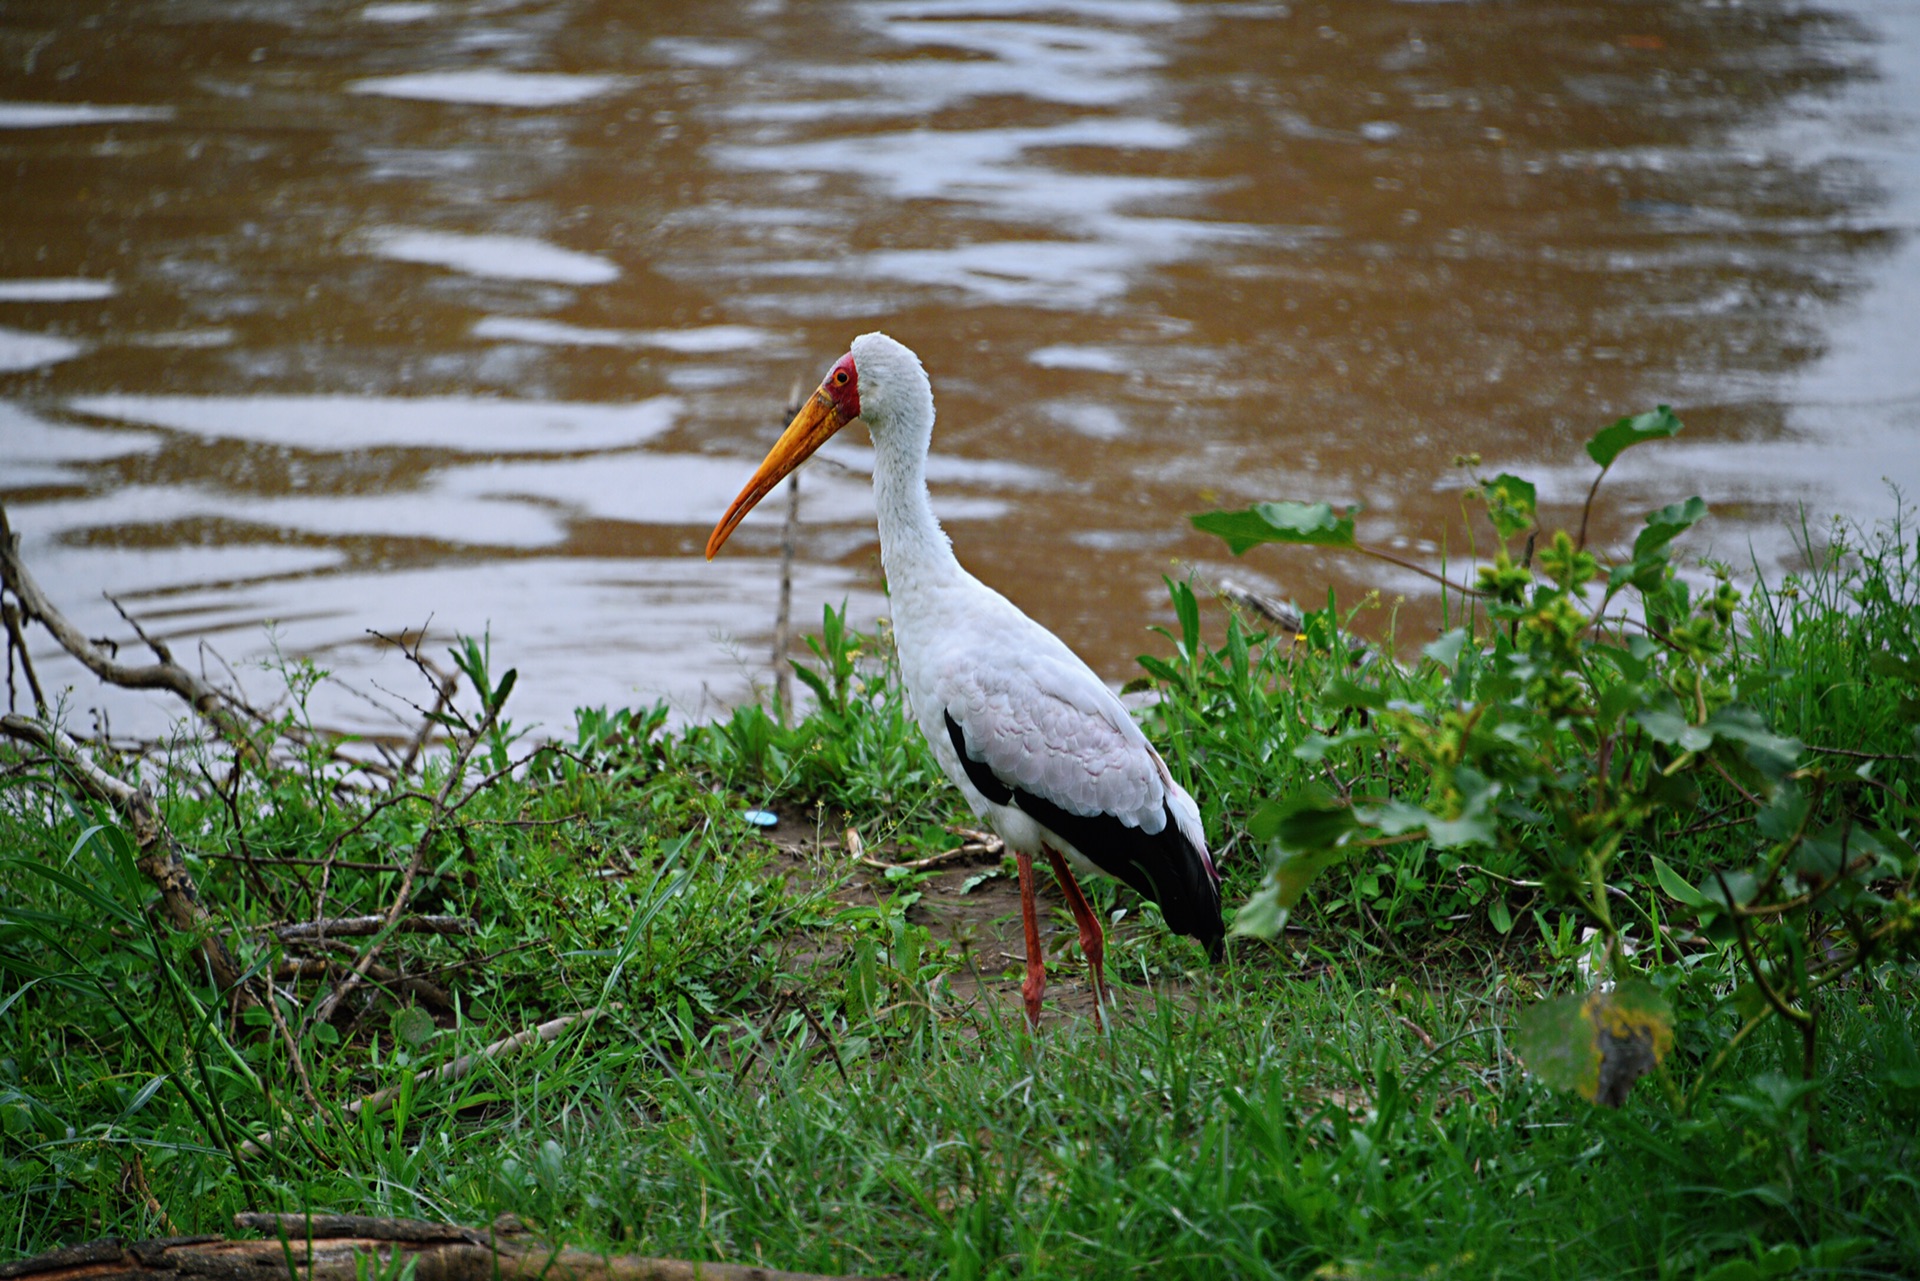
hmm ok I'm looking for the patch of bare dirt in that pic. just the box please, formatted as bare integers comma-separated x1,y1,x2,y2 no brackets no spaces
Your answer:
751,808,1195,1031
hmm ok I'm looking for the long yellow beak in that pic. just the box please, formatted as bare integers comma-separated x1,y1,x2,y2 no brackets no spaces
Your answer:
705,386,854,559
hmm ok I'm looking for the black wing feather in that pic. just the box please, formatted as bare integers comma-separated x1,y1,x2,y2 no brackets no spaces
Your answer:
945,712,1223,959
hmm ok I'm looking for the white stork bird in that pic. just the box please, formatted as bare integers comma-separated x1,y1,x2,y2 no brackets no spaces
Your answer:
706,332,1223,1031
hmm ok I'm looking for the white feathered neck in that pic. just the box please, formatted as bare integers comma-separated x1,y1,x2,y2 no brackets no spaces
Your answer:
850,332,968,597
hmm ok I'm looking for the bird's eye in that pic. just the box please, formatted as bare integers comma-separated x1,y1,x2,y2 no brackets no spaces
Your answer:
834,370,848,385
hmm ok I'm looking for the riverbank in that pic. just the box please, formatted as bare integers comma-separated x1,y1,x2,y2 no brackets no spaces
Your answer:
3,491,1919,1278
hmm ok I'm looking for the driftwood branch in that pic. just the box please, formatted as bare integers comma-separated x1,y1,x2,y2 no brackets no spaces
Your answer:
264,915,476,943
856,825,1004,873
0,1213,871,1281
0,713,249,998
0,501,253,741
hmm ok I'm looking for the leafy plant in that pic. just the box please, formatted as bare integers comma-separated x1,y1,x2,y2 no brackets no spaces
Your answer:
1193,409,1920,1114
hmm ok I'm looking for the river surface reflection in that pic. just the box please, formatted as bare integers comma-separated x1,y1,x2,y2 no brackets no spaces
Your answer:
2,0,1917,739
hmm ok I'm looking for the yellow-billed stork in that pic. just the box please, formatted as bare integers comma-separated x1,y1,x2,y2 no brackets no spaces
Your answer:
706,332,1223,1030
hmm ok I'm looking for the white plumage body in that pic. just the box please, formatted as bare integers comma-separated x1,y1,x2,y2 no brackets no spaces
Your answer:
848,333,1220,949
889,555,1206,887
708,331,1224,1024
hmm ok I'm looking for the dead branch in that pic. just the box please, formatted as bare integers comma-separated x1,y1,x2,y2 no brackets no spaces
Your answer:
240,1007,606,1159
0,1212,873,1281
0,502,253,741
860,833,1003,874
380,629,459,781
1214,577,1306,635
3,598,47,714
273,955,453,1011
304,687,506,1028
264,915,476,943
0,713,251,1000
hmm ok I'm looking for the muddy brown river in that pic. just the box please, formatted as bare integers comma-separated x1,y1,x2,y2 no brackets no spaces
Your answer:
3,0,1918,740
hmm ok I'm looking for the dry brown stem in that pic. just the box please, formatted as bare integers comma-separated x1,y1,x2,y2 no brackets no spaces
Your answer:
265,914,476,943
860,834,1003,873
273,954,453,1011
0,1212,872,1281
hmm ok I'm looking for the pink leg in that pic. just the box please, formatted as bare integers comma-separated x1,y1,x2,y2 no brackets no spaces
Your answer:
1043,846,1109,1034
1014,850,1045,1031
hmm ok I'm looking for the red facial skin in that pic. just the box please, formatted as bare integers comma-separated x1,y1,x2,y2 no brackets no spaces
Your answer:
825,351,860,420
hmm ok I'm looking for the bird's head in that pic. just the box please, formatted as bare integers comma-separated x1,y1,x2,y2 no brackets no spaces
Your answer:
705,331,929,559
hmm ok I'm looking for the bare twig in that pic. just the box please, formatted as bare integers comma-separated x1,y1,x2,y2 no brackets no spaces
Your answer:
264,914,476,943
1215,578,1306,634
2,599,46,715
305,686,507,1028
0,503,253,741
399,652,458,779
273,953,453,1011
860,831,1004,873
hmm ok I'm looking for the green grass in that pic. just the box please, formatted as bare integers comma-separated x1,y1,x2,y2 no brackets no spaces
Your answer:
3,507,1920,1278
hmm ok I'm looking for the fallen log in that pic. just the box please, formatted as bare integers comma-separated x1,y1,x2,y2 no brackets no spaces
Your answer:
0,1214,879,1281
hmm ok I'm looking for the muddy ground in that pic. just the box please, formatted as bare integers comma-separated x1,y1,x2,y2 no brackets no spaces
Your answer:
751,809,1211,1032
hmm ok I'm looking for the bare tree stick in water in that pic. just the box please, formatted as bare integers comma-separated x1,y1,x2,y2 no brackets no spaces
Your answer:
772,382,804,722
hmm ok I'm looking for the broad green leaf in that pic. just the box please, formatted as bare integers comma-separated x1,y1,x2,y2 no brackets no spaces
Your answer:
791,663,833,705
1631,496,1709,562
491,666,518,712
1514,993,1598,1100
1292,727,1381,762
1703,705,1802,778
1230,880,1288,939
1319,676,1390,711
1359,799,1435,836
1867,651,1920,686
1700,869,1759,909
1422,628,1468,672
1515,980,1673,1107
1426,805,1497,848
1249,789,1356,848
1586,405,1683,468
1634,706,1714,753
1191,502,1357,556
1651,855,1712,908
1135,654,1180,684
1232,846,1349,939
1168,576,1201,656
